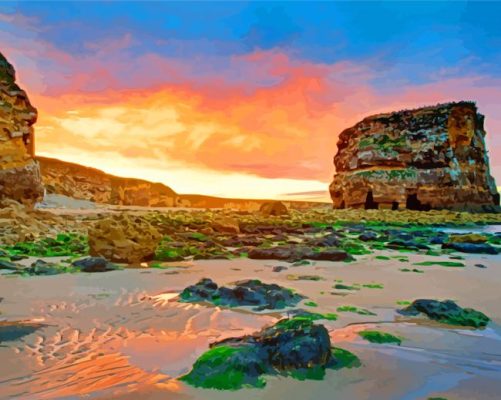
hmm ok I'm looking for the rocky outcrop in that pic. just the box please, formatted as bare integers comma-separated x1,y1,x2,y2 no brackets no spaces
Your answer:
0,52,43,205
38,157,178,207
330,102,499,212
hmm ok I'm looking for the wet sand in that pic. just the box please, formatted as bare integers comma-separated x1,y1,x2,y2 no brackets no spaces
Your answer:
1,250,500,399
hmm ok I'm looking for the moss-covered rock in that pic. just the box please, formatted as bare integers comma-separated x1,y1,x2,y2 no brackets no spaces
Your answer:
359,330,403,345
180,317,359,390
2,233,88,258
399,299,490,328
179,278,304,311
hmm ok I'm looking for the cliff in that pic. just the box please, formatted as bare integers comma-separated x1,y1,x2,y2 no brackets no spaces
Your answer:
329,101,499,212
0,52,44,205
39,157,326,210
38,157,178,207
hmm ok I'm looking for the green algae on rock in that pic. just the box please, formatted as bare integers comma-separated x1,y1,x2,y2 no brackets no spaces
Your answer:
179,278,304,311
359,330,403,345
337,305,376,316
413,261,465,268
180,317,359,390
399,299,490,328
1,233,88,258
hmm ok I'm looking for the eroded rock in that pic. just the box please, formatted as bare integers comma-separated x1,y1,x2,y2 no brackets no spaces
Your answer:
88,214,162,263
330,102,500,212
0,52,44,206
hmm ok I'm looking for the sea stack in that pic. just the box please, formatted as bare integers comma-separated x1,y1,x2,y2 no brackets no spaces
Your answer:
329,102,499,212
0,52,44,206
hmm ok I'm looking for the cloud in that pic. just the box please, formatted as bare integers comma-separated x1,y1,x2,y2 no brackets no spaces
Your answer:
2,11,500,199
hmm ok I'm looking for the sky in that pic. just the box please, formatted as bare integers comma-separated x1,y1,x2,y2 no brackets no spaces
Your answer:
0,1,500,202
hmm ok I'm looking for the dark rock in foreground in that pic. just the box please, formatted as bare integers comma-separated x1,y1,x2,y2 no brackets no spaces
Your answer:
248,245,349,262
72,257,118,272
387,239,430,251
399,299,490,328
0,321,44,343
180,317,360,390
0,260,18,270
442,242,499,255
179,278,304,310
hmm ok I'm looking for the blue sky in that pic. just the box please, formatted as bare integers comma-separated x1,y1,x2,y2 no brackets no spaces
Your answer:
5,1,501,84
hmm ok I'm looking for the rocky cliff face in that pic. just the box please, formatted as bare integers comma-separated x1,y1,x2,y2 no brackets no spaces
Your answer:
0,52,44,205
39,157,178,207
329,102,499,212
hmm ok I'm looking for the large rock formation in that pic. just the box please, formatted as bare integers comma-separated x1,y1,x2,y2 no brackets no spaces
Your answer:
0,52,43,205
329,102,499,212
38,157,178,207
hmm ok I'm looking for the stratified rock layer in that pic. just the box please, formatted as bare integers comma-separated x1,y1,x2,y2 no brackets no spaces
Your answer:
0,52,43,205
329,102,499,212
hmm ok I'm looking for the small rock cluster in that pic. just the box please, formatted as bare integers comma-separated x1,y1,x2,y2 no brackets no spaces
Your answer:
179,278,304,310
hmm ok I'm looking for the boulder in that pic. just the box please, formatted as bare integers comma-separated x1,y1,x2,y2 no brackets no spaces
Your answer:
448,234,488,244
329,102,499,212
0,260,18,270
259,201,289,216
72,257,118,272
27,259,61,275
248,245,349,262
307,233,340,247
181,317,359,390
399,299,490,328
211,217,240,234
88,214,162,263
442,242,498,255
359,231,378,241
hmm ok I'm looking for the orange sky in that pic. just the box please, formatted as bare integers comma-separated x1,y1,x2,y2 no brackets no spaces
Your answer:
28,51,370,202
28,55,501,202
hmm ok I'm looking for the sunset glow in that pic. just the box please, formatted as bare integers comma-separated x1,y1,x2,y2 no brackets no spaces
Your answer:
1,2,500,200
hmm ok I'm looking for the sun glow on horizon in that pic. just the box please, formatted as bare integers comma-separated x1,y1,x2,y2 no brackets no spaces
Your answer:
36,149,331,202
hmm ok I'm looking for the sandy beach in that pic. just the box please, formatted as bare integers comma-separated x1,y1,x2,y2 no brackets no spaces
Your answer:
1,246,500,399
